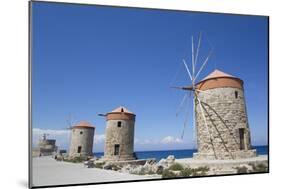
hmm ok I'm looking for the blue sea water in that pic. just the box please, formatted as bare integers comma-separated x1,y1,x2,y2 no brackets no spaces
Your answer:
94,145,268,162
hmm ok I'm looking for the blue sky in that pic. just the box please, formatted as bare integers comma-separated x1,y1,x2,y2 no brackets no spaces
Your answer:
31,2,268,152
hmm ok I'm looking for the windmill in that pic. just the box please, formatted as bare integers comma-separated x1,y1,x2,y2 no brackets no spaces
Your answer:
172,32,256,160
173,32,213,143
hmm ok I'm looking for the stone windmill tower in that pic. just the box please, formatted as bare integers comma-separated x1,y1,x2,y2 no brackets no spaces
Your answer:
100,106,136,161
173,33,256,160
69,121,95,158
193,69,256,159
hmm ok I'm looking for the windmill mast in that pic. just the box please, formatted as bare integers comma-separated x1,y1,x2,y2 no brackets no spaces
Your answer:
172,32,215,156
191,35,195,86
191,35,196,147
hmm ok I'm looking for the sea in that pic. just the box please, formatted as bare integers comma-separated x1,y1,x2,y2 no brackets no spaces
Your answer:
94,145,268,162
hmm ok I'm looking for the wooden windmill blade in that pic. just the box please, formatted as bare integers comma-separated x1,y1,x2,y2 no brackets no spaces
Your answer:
197,100,217,159
191,33,214,143
199,98,235,160
195,93,214,144
180,91,192,139
172,32,216,151
176,92,188,117
181,107,189,139
191,35,195,79
172,33,205,139
193,31,214,82
194,48,214,81
182,59,193,81
194,31,202,68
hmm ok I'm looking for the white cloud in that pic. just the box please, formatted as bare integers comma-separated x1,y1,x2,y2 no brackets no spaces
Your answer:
134,138,159,145
134,136,184,145
140,139,153,145
94,134,105,144
160,136,184,144
134,138,149,145
33,128,70,136
32,128,185,152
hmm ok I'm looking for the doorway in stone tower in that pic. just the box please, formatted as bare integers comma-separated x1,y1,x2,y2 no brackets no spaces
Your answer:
77,146,82,153
114,144,120,155
239,128,245,150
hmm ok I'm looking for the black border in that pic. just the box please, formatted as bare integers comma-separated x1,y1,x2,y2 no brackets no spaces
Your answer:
28,1,270,188
31,0,269,17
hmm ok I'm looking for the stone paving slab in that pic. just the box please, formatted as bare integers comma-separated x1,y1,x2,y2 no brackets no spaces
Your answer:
32,156,157,187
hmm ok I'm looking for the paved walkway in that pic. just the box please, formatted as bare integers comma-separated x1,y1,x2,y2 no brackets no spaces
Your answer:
32,156,155,187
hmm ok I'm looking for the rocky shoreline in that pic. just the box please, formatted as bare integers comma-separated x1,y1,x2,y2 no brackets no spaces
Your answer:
80,155,268,178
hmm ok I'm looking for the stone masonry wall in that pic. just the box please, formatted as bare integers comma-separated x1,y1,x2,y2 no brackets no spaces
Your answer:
194,87,256,160
104,119,135,161
69,128,95,157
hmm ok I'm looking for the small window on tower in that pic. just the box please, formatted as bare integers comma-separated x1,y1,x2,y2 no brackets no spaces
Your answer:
235,91,238,99
117,121,122,127
80,131,83,135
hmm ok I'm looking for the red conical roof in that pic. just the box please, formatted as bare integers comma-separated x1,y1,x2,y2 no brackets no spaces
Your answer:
106,106,136,121
111,106,134,114
201,69,237,81
196,69,243,90
73,121,95,129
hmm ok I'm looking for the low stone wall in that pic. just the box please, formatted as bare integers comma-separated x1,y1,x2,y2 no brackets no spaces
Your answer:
106,159,155,166
81,154,268,178
193,149,257,160
176,155,268,175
